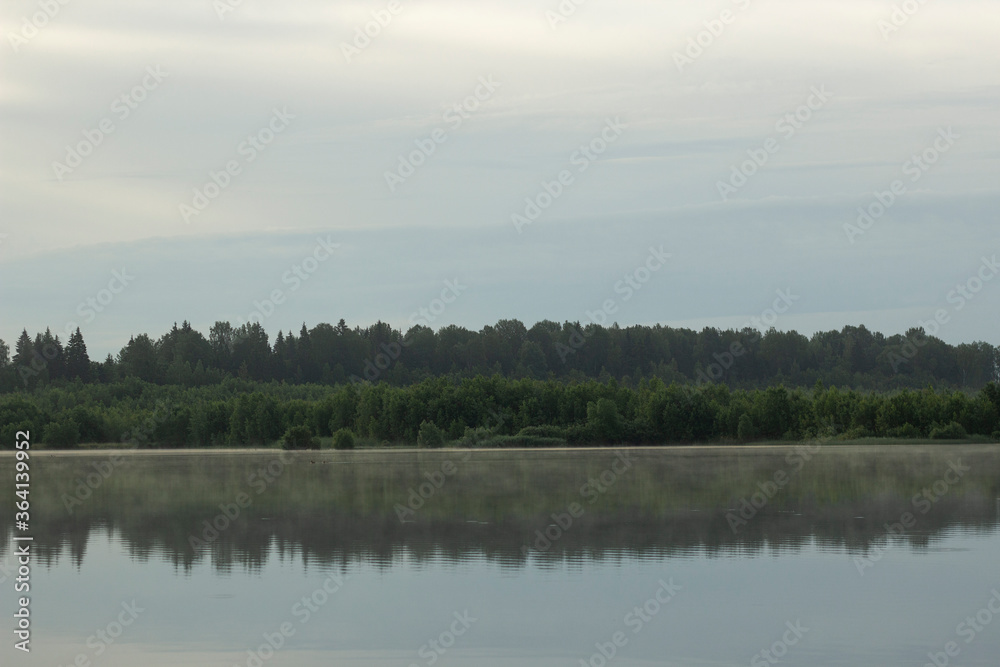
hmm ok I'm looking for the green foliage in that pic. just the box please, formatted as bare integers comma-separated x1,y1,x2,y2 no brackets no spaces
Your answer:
332,428,355,450
887,423,922,439
737,413,756,442
282,425,319,450
417,420,445,448
456,426,494,448
44,418,80,448
2,321,998,395
518,425,568,439
0,374,998,449
838,425,875,440
0,396,46,449
472,434,566,448
69,405,107,443
587,398,622,443
929,421,969,440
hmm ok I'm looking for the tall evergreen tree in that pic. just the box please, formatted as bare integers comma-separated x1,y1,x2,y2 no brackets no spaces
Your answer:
65,327,91,381
35,328,65,381
13,330,34,368
12,330,41,386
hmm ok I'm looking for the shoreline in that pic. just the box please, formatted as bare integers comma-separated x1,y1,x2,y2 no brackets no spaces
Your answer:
5,439,998,456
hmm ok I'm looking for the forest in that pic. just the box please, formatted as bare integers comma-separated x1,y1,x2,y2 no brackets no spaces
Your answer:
0,319,998,448
1,318,997,392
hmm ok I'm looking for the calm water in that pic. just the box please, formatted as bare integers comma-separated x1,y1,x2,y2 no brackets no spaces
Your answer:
2,445,999,666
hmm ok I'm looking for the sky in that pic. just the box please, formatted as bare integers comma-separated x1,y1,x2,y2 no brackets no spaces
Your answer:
1,0,999,357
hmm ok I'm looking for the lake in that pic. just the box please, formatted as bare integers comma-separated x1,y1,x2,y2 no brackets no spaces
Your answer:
2,444,999,666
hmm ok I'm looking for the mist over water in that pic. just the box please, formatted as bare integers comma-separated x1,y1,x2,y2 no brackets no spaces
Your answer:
2,445,999,665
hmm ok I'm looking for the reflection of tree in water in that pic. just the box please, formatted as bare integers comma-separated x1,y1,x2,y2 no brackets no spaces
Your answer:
4,447,999,572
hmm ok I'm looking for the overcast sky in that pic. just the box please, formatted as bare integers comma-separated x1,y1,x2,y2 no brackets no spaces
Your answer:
1,0,998,357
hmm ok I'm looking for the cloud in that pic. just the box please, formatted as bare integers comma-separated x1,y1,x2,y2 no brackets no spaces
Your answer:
1,0,997,350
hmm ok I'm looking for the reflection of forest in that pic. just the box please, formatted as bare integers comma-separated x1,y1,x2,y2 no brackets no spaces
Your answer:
4,446,998,571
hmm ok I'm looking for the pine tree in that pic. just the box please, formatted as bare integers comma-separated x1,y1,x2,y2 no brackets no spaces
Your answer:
13,330,34,368
35,328,65,381
296,323,313,382
66,327,91,381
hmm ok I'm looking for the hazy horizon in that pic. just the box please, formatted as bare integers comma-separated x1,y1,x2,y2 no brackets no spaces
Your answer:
2,0,998,356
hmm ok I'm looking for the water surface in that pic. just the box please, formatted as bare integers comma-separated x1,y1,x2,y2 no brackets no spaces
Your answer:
2,445,999,666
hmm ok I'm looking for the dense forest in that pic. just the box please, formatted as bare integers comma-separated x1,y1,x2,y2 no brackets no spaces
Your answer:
1,320,998,448
2,372,1000,449
2,318,997,392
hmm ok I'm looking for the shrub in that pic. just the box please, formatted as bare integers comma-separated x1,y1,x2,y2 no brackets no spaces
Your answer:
44,419,80,448
564,423,597,445
929,421,968,440
281,425,319,450
587,398,622,442
494,435,566,448
887,423,922,439
839,426,874,440
992,430,1000,442
517,425,568,439
417,420,445,448
447,419,466,440
332,428,355,450
737,414,756,442
456,426,493,448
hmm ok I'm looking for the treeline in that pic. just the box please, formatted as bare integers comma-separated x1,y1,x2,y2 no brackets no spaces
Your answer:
3,376,1000,448
1,318,997,393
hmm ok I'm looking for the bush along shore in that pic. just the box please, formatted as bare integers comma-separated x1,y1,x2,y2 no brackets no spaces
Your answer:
3,376,1000,449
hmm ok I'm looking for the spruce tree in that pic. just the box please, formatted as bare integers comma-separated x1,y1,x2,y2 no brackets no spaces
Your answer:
66,327,91,381
13,330,34,368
